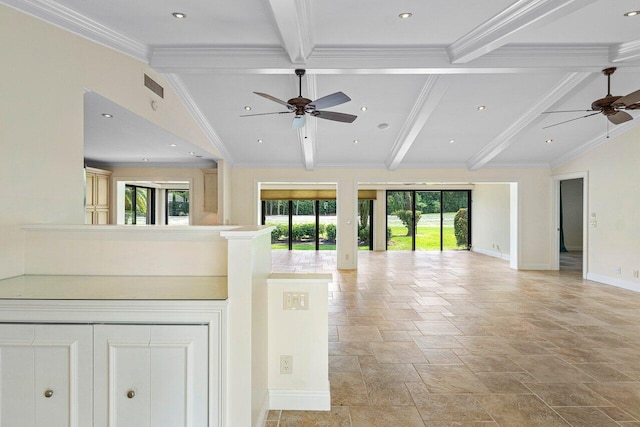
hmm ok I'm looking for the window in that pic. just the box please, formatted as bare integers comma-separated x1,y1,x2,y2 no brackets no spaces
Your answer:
125,185,155,225
165,190,190,225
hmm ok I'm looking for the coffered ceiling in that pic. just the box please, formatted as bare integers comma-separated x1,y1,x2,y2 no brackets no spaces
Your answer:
6,0,640,170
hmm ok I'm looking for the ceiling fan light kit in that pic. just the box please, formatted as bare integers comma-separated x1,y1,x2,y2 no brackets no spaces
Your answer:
543,67,640,129
241,69,357,129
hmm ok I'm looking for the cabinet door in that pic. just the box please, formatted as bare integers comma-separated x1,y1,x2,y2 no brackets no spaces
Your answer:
94,325,208,427
94,208,109,225
86,173,96,207
95,174,109,208
0,324,92,427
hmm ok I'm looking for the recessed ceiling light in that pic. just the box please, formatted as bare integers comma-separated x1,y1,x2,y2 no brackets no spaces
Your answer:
169,143,177,147
189,151,196,155
195,155,202,158
378,123,390,130
244,106,252,111
101,113,113,118
399,12,413,19
143,158,149,162
353,139,359,144
360,106,368,111
477,105,486,111
449,139,455,144
172,12,187,19
545,139,553,144
624,10,639,17
257,139,263,144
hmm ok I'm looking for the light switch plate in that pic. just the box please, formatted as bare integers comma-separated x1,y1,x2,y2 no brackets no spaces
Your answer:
283,291,309,310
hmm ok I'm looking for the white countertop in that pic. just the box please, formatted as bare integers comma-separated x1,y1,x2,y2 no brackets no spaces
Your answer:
0,275,228,300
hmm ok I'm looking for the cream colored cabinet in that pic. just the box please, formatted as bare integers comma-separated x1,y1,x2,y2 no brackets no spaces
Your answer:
0,324,93,426
0,323,209,427
85,167,111,224
93,324,208,427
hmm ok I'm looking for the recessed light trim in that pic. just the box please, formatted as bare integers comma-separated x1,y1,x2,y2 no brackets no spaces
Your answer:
172,12,187,19
143,158,149,162
244,106,252,111
353,139,359,144
399,12,413,19
449,139,455,144
477,105,486,111
101,113,113,118
169,143,177,147
378,123,390,130
624,10,639,17
189,151,196,155
360,106,368,111
257,139,263,144
545,139,553,144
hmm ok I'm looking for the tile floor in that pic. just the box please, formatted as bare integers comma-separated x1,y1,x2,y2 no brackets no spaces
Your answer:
267,250,640,426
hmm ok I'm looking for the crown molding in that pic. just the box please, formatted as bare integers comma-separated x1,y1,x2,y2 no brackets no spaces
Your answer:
385,76,451,171
549,120,638,169
610,39,640,63
2,0,149,61
447,0,598,64
163,74,235,166
395,162,470,170
467,71,593,171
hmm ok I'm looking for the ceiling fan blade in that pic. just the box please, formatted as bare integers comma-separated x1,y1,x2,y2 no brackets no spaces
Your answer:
310,92,351,110
314,110,357,123
608,111,633,125
616,89,640,107
625,103,640,110
541,109,593,114
240,111,293,117
254,92,292,108
292,114,306,129
542,112,600,129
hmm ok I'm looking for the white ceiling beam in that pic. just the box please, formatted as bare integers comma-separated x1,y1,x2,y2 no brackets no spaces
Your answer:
466,72,593,171
267,0,314,64
163,74,234,165
610,39,640,63
298,73,317,170
447,0,598,64
385,76,451,171
150,45,632,74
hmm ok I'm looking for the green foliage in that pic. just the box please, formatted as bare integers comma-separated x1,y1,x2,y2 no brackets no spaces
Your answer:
358,225,370,246
291,223,316,241
270,223,288,243
454,208,468,247
325,224,337,242
394,210,422,236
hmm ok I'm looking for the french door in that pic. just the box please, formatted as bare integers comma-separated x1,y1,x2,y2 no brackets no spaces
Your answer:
386,190,470,251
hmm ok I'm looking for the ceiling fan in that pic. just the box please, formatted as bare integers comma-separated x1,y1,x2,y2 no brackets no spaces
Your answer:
241,69,357,129
542,67,640,129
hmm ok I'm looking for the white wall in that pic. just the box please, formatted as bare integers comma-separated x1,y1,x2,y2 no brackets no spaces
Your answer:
561,178,583,251
229,167,553,270
553,126,640,291
471,183,511,260
0,5,215,279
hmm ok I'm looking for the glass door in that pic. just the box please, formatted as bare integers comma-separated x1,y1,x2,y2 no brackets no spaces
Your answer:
415,191,441,251
318,200,337,250
292,200,316,250
386,191,413,250
263,200,290,249
442,191,470,250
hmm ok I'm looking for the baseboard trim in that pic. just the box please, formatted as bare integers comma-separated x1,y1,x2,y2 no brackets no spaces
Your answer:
268,388,331,411
255,392,270,427
519,264,552,270
472,247,510,261
564,245,583,251
586,273,640,293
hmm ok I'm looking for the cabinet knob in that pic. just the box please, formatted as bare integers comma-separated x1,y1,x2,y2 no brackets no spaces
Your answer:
44,389,54,398
127,390,135,399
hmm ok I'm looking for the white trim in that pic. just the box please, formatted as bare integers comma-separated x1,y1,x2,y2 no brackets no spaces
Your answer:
1,0,149,61
610,39,640,63
564,245,582,251
467,72,593,171
385,76,450,170
472,247,510,261
519,264,552,270
255,393,270,427
447,0,597,64
587,273,640,293
267,0,314,64
268,388,331,411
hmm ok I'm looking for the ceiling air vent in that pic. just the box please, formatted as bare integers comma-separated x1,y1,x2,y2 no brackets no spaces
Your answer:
144,74,164,99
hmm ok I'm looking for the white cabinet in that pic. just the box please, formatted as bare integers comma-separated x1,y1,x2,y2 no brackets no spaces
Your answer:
0,323,210,427
0,324,93,427
93,325,208,427
86,167,111,224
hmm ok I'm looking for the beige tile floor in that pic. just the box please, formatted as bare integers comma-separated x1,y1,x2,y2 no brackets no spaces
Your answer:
267,250,640,427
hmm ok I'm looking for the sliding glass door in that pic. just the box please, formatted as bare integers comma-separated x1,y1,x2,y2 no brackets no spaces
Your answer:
386,190,470,251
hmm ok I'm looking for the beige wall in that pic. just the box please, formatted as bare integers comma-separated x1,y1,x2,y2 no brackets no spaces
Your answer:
0,5,214,279
472,184,511,259
553,126,640,290
230,167,554,270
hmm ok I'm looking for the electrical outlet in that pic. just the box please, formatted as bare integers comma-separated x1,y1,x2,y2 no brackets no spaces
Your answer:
616,267,621,275
280,355,292,374
634,270,639,279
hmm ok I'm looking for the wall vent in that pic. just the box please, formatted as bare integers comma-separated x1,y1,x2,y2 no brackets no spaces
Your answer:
144,74,164,98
